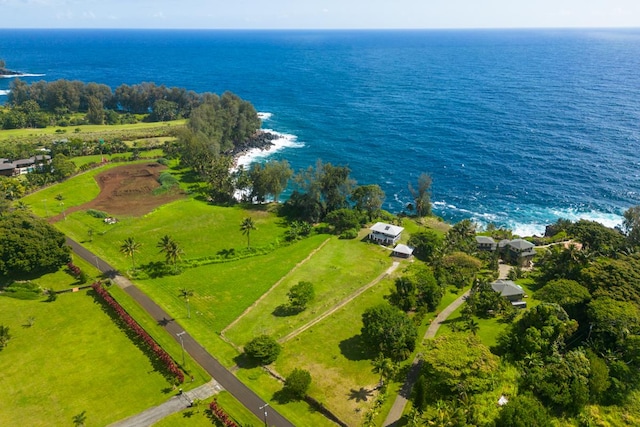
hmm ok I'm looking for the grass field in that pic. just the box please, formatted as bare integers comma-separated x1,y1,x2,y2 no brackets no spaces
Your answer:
224,234,392,345
0,290,180,427
54,199,289,272
0,119,185,141
20,161,144,218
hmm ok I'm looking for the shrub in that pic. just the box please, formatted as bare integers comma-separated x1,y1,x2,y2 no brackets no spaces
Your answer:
283,368,312,400
244,334,281,365
339,228,359,239
287,281,315,311
208,400,239,427
91,282,184,383
86,209,108,219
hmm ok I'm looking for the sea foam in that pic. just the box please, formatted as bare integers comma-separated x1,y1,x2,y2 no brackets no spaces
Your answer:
0,73,45,79
0,90,9,96
235,129,303,170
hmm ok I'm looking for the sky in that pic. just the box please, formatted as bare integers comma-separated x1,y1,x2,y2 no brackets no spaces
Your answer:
0,0,639,29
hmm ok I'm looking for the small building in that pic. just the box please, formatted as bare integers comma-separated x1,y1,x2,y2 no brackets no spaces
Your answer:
476,236,497,251
392,244,414,258
369,222,404,245
491,279,525,304
0,160,15,177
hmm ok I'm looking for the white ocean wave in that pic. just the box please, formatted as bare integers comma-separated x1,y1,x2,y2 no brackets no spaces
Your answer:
234,129,303,170
257,112,272,121
0,89,9,96
0,73,45,79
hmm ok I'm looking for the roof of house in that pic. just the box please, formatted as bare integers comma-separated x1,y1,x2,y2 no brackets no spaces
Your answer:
393,244,414,256
476,236,496,244
0,162,15,171
508,239,535,250
13,158,33,167
498,239,511,248
370,222,404,236
491,280,525,297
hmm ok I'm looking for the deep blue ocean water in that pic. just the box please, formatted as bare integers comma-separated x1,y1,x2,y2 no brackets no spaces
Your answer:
2,28,640,235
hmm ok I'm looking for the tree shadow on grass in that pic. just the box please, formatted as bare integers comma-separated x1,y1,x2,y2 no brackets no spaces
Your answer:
272,304,302,317
232,352,261,369
339,334,375,361
139,261,172,278
348,387,375,402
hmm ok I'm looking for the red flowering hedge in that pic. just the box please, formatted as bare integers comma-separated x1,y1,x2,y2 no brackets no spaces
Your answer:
91,282,184,383
209,400,240,427
67,262,81,277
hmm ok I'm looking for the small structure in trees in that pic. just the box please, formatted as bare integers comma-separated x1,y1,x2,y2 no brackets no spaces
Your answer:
475,235,497,251
491,279,526,307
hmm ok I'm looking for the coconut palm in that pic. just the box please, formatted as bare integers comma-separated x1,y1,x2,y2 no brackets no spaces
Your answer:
0,325,11,350
120,237,141,271
179,288,195,318
157,235,183,271
240,217,256,248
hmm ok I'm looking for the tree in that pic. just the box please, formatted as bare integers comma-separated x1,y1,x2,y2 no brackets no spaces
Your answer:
51,153,77,180
0,325,11,350
361,303,418,361
623,205,640,247
438,251,482,289
240,217,256,248
244,335,281,365
179,288,194,319
85,96,104,124
372,352,398,385
536,279,591,320
324,208,363,235
408,173,432,217
283,368,312,400
157,235,183,271
0,176,26,200
0,211,71,276
495,394,552,427
412,374,427,413
351,184,385,221
287,281,315,312
120,237,141,271
72,411,87,427
407,230,442,262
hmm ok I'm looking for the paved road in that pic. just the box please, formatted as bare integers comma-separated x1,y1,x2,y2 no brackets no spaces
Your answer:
67,237,295,427
109,380,223,427
382,289,471,427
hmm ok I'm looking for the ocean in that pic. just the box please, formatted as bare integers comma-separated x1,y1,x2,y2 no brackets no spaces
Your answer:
1,28,640,236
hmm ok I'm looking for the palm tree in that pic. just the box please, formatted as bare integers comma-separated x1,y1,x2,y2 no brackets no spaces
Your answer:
466,318,480,336
179,288,195,318
157,235,183,271
120,237,141,271
0,325,11,349
240,217,256,248
72,411,87,427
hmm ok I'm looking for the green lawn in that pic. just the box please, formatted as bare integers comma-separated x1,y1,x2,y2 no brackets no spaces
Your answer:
0,289,180,427
54,199,289,272
0,119,185,140
20,162,141,218
274,273,397,426
224,235,392,345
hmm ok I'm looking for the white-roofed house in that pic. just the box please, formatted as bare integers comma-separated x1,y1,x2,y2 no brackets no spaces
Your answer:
369,222,404,245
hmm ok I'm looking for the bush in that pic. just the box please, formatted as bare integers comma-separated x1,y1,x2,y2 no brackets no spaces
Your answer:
244,334,281,365
86,209,108,219
156,158,168,165
283,368,312,400
287,281,315,311
339,228,359,239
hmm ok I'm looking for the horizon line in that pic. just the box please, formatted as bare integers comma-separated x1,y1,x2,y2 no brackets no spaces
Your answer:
0,25,639,31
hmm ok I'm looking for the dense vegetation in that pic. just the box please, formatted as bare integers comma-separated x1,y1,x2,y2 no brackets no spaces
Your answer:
0,210,70,276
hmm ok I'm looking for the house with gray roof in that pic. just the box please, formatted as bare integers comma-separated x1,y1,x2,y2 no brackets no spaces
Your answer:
369,222,404,245
476,236,497,251
491,279,526,305
505,238,536,267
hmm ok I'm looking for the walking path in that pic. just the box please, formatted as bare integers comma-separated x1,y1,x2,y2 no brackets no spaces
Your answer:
67,237,295,427
280,261,400,343
108,380,223,427
222,237,331,336
382,263,514,426
382,289,470,426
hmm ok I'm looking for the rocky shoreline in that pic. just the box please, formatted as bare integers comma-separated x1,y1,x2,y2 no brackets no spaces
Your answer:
0,67,22,77
227,130,279,159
